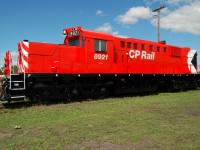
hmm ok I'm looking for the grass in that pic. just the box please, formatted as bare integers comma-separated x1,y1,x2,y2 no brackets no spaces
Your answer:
0,90,200,150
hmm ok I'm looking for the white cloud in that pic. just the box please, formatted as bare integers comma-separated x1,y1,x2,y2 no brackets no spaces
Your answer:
166,0,196,5
115,6,152,25
95,23,117,34
0,59,4,68
143,0,164,6
95,10,105,16
115,1,200,35
0,52,5,67
10,51,18,57
95,23,126,37
143,0,196,6
167,0,184,5
160,1,200,35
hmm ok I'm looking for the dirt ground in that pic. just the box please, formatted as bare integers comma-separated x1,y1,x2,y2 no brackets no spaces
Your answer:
64,139,154,150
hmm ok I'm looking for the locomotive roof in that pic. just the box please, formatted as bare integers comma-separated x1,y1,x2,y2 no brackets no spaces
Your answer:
63,26,113,40
82,29,114,40
64,26,187,49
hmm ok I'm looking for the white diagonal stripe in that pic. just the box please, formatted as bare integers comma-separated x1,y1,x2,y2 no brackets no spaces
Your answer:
187,49,197,74
20,42,29,57
22,56,28,68
23,41,29,48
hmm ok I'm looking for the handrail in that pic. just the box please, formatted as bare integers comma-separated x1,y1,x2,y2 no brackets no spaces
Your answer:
9,52,12,89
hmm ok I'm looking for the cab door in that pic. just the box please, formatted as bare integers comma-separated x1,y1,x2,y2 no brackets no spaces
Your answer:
86,38,113,74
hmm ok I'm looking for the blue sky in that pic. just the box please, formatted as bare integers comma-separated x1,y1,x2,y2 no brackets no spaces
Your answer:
0,0,200,67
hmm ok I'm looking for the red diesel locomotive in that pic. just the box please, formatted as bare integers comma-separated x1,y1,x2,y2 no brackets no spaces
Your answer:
0,26,199,102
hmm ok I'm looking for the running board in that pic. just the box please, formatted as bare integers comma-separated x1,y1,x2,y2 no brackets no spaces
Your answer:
11,95,25,99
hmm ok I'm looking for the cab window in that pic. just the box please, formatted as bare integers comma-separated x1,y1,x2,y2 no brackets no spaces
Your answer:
94,39,106,52
68,37,80,46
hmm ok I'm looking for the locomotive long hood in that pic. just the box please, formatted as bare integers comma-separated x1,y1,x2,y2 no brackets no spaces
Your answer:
18,41,59,56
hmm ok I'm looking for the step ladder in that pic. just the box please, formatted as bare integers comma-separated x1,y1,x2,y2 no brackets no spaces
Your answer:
9,73,25,100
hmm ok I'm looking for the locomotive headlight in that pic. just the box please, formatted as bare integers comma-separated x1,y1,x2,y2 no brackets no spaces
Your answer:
63,30,67,36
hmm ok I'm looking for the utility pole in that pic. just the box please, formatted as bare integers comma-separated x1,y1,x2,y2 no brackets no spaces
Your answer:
153,6,166,42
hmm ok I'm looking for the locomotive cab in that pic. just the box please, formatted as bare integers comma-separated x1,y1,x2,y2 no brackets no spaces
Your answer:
63,26,84,47
63,26,115,74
